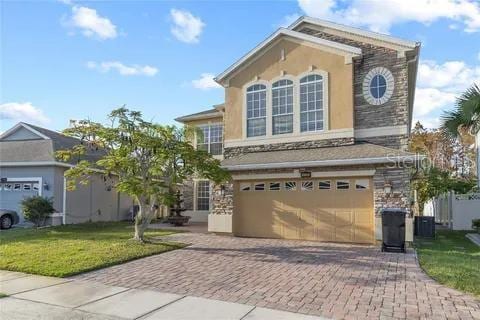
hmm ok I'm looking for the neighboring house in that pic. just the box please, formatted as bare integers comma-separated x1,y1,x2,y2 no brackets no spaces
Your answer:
176,16,421,244
0,122,132,225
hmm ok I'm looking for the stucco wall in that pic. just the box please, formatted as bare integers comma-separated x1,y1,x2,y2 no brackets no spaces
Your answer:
65,174,132,224
225,38,354,141
298,27,410,149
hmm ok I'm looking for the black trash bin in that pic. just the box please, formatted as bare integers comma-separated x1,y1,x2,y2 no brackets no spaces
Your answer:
381,208,406,253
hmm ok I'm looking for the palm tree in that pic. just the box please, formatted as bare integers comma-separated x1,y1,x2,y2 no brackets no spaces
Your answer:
440,84,480,188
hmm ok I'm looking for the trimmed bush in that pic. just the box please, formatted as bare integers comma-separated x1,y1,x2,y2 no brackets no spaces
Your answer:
21,196,55,227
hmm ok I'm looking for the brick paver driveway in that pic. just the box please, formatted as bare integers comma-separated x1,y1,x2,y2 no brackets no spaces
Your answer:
75,233,480,320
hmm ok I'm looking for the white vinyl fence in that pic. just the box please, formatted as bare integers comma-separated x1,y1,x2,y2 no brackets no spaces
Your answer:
423,192,480,230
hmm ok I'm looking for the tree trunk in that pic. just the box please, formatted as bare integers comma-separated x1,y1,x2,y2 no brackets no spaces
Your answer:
133,197,156,242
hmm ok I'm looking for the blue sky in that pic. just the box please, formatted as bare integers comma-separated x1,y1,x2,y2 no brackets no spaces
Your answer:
1,0,479,132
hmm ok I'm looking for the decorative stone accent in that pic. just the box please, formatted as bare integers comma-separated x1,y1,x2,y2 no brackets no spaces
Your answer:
224,137,354,159
211,182,234,215
299,28,410,149
357,134,409,151
373,166,411,216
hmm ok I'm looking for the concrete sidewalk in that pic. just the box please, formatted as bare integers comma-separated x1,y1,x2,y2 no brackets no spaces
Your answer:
0,270,328,320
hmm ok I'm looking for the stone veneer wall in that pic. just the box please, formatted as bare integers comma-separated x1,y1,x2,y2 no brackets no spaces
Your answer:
373,166,411,216
358,134,409,151
224,137,354,159
211,183,234,215
299,27,410,149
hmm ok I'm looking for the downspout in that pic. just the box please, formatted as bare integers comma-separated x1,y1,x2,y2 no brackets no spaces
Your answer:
477,131,480,190
62,176,67,225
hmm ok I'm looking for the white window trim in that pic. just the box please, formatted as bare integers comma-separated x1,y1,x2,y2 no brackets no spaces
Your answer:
243,80,270,139
271,76,295,136
193,179,211,212
195,122,224,157
242,70,329,141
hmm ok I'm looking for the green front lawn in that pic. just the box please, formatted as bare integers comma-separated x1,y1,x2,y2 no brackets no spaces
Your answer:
0,222,185,277
415,230,480,297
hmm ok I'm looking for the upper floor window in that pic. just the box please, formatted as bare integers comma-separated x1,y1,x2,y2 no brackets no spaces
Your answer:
272,79,294,135
300,74,324,132
246,84,267,137
197,123,223,155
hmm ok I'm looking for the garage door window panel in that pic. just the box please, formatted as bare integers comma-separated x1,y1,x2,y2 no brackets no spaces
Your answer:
13,184,21,191
254,182,265,191
301,181,313,191
240,183,251,191
336,180,350,190
269,182,281,191
33,183,39,191
23,184,32,191
285,181,297,191
4,184,12,191
318,180,331,190
355,179,370,190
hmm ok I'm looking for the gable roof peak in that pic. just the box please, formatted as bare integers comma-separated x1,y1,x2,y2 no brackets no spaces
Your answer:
215,27,361,85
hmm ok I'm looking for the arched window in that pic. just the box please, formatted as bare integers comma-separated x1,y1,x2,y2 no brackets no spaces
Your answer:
272,79,293,135
246,84,267,137
299,74,324,132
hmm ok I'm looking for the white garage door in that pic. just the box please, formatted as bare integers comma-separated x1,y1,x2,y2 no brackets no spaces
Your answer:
0,181,40,222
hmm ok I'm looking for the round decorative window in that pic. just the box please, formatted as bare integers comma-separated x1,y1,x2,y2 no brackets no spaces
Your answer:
362,67,394,105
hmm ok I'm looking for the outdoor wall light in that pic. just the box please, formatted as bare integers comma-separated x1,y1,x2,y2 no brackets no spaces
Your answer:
220,185,226,197
384,182,392,194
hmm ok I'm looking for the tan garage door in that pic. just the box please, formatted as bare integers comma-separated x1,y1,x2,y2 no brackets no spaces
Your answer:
233,177,374,244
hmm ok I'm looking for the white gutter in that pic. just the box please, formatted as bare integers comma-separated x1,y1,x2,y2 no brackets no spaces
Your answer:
0,161,74,168
222,155,423,171
175,111,223,123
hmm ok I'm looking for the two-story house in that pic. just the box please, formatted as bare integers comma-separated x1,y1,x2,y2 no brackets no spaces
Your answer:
176,16,421,244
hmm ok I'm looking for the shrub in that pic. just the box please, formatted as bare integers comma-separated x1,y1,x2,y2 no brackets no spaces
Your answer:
21,196,55,227
472,219,480,233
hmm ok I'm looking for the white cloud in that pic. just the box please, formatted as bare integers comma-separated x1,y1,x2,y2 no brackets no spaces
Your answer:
414,60,480,120
297,0,480,33
191,73,221,90
86,61,158,76
414,88,457,117
67,6,117,40
417,60,480,91
170,9,205,43
0,102,50,126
